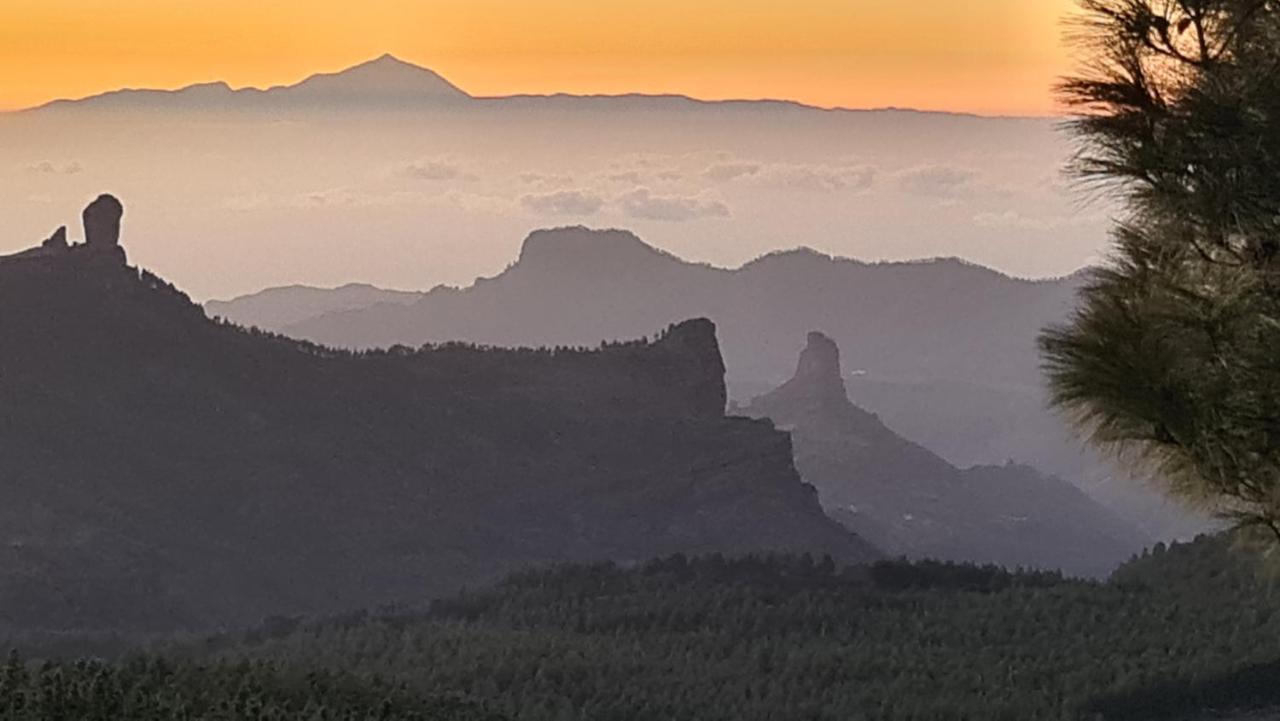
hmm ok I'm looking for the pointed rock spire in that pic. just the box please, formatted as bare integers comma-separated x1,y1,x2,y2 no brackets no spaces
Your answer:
778,330,848,403
42,226,68,250
794,331,843,386
744,331,851,420
83,194,123,248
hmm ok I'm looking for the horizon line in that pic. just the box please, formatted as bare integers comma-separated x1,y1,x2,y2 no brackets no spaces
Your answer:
6,53,1064,121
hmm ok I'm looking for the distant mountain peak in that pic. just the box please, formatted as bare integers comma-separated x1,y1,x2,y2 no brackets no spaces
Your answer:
285,55,469,101
745,332,861,425
769,331,848,406
33,54,470,112
795,331,843,387
1,194,128,266
514,227,685,271
182,81,233,93
339,53,428,75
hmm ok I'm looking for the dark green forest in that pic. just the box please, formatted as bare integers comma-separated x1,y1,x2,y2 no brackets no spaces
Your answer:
0,655,503,721
137,534,1275,721
4,534,1279,719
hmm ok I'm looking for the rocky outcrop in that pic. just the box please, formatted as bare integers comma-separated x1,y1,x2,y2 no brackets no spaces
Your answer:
753,331,848,413
515,227,678,272
42,226,68,251
645,318,728,418
745,332,1149,577
1,196,127,266
83,194,123,248
794,331,841,384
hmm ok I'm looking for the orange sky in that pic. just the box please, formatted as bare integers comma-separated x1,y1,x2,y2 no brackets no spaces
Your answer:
0,0,1078,115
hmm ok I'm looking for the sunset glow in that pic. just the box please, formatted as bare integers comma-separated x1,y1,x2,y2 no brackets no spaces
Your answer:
0,0,1077,115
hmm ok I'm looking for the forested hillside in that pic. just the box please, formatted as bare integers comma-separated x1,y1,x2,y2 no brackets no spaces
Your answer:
155,533,1280,721
2,535,1274,719
0,655,506,721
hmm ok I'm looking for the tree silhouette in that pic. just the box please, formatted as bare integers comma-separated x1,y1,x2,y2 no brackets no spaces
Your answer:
1041,0,1280,542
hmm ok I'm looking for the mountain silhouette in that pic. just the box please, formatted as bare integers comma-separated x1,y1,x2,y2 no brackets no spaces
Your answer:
274,54,469,105
0,200,874,633
231,228,1070,387
204,283,424,330
25,55,1022,119
33,55,470,113
209,227,1205,546
743,332,1148,576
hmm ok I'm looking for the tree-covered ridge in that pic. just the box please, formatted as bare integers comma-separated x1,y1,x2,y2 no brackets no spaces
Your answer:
0,654,505,721
1089,657,1280,721
170,537,1280,721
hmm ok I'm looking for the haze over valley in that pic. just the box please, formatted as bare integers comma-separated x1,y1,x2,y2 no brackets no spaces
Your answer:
2,56,1107,301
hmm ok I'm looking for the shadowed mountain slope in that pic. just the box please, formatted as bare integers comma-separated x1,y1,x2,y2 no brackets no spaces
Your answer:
0,201,873,633
742,332,1149,576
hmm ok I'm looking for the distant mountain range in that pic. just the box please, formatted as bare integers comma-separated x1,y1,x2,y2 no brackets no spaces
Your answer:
212,227,1078,388
0,200,872,633
744,332,1147,576
31,55,470,113
205,282,424,330
0,54,1094,307
208,227,1208,544
23,54,981,116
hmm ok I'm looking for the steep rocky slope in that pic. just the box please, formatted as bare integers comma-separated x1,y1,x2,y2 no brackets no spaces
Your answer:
742,332,1148,576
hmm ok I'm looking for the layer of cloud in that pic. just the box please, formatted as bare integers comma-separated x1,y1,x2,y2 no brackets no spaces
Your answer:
227,188,419,210
760,163,877,193
520,189,606,216
972,210,1108,232
518,172,575,188
703,158,877,193
431,191,516,214
401,158,476,182
895,165,981,197
618,188,730,222
27,161,83,175
518,185,730,222
606,171,645,184
226,187,512,213
703,162,761,182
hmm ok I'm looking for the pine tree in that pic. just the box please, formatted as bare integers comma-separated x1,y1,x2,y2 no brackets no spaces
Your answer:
1041,0,1280,542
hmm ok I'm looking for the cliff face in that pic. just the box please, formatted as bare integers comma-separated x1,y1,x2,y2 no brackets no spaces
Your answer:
0,200,873,633
745,333,1148,577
